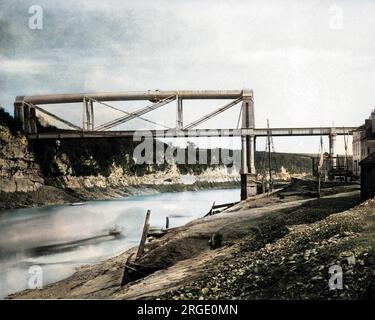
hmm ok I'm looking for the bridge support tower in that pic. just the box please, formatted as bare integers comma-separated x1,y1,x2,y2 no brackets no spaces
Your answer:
83,97,94,130
14,100,37,134
241,90,257,200
329,129,337,169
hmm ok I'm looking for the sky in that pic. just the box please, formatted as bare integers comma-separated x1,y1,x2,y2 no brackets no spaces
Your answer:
1,0,375,154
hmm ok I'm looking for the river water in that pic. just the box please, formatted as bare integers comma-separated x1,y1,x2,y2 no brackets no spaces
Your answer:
0,188,239,298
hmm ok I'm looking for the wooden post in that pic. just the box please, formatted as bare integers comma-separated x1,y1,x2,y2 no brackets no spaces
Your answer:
136,210,151,260
262,176,265,194
210,202,215,215
165,216,169,230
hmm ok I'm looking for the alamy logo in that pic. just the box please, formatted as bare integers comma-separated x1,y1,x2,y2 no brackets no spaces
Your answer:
328,265,343,290
28,5,43,30
132,130,239,166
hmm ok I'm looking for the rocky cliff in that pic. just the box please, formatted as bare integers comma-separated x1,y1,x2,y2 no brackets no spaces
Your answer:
0,108,311,211
0,109,240,210
0,125,44,193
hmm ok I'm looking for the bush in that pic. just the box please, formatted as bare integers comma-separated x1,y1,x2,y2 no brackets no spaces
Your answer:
0,107,22,134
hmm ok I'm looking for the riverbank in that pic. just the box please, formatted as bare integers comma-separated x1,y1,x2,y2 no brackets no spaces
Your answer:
11,181,375,300
0,180,239,211
1,119,242,211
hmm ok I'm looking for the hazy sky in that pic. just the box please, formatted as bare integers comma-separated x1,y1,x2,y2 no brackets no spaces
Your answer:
1,0,375,153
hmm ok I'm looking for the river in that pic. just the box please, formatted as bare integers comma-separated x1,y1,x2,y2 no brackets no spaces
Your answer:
0,188,239,298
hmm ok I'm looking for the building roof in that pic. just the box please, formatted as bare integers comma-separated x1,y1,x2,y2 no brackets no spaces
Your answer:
358,124,366,130
359,152,375,166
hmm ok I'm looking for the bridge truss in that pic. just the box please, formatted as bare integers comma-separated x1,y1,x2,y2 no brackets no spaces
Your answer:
14,90,358,200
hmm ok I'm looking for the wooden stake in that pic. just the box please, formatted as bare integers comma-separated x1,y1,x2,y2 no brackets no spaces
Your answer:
136,210,151,260
165,216,169,230
209,202,215,215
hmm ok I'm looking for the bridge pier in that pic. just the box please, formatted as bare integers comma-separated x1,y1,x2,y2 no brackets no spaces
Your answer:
176,96,183,129
26,105,38,134
247,135,256,174
14,101,37,134
14,101,25,129
329,130,337,168
241,135,248,173
83,98,94,130
241,90,257,200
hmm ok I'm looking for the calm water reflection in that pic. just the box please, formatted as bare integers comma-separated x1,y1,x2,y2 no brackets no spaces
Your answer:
0,188,239,298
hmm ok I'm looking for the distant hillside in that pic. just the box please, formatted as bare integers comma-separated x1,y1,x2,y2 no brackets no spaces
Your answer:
255,151,312,174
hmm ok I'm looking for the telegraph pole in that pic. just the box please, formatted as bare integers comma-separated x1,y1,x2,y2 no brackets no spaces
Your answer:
267,119,273,193
317,135,323,198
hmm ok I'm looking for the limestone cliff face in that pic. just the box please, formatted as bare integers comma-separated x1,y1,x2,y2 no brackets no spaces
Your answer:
0,125,44,193
0,124,239,197
50,163,240,191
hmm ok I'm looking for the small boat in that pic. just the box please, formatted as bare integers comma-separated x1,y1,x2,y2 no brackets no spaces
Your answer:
147,227,168,238
108,226,122,236
69,202,86,206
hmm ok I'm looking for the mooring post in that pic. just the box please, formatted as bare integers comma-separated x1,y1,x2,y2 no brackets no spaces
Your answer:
136,209,151,260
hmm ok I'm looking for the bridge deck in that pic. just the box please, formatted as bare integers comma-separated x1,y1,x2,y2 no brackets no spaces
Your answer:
26,127,357,140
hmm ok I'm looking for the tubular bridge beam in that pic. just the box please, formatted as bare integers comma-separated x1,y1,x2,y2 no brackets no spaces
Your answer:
16,90,243,105
26,127,357,140
247,127,357,136
15,90,248,134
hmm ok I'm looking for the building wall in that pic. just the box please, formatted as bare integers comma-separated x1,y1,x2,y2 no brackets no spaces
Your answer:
353,130,363,176
361,165,375,201
352,116,375,176
356,139,375,176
